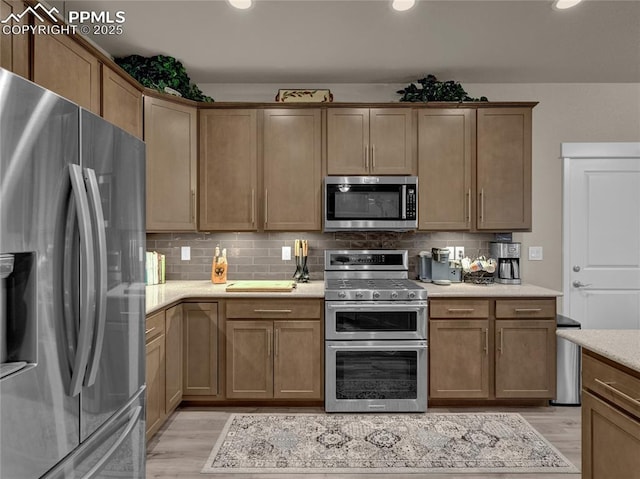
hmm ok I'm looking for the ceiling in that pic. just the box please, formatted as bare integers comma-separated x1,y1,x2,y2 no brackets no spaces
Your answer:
60,0,640,84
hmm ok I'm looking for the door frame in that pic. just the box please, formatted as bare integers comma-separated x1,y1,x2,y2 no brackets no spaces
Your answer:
561,142,640,317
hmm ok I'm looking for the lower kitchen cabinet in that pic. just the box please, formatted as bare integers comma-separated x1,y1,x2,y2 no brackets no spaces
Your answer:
581,352,640,478
225,299,323,400
429,297,556,402
145,310,166,440
494,319,556,398
165,304,183,412
183,302,219,396
429,319,489,398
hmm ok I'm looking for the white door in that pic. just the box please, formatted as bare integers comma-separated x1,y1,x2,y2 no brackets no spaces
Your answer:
562,143,640,330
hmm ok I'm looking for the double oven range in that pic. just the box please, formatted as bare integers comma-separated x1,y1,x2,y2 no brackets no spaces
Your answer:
324,250,428,412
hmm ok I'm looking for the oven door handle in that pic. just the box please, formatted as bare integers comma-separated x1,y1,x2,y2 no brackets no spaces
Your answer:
326,303,426,312
328,343,427,350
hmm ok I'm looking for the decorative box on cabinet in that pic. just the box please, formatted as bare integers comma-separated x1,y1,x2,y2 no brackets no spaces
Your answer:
327,108,414,175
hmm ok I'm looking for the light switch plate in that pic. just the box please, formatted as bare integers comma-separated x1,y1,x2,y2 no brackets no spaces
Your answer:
529,246,543,261
282,246,291,261
181,246,191,261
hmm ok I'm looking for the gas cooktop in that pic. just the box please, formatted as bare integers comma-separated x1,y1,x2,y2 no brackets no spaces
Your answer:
324,278,427,301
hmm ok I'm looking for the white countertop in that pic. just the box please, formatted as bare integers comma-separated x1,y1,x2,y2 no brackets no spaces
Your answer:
557,329,640,373
146,280,325,314
147,280,561,314
418,281,562,298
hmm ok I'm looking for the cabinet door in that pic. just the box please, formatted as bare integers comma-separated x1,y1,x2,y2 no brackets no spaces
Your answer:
326,108,369,175
183,303,218,396
199,109,258,231
429,319,490,398
226,321,273,399
476,108,532,231
263,109,322,231
32,25,100,113
144,96,198,231
369,108,414,175
101,64,143,139
165,305,183,413
274,320,322,399
495,319,556,398
0,0,29,78
582,391,640,479
418,109,473,230
145,334,165,440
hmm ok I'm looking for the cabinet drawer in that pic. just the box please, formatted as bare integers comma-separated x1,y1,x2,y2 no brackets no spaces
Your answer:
145,310,165,343
226,299,321,319
429,299,489,319
583,354,640,419
495,299,555,318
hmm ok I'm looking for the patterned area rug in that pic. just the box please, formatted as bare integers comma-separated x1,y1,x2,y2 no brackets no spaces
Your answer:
201,413,579,474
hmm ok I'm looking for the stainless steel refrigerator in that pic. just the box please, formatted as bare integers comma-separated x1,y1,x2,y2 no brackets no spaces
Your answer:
0,68,146,478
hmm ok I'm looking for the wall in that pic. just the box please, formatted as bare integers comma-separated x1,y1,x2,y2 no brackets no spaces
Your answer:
194,82,640,300
146,231,496,281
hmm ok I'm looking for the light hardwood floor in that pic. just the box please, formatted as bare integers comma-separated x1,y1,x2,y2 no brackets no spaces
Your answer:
146,406,581,479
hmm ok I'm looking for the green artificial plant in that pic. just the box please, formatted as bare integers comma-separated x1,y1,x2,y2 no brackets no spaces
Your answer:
397,75,487,102
115,54,214,102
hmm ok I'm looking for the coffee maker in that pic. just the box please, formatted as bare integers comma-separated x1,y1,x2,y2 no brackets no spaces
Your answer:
489,242,521,284
417,248,461,283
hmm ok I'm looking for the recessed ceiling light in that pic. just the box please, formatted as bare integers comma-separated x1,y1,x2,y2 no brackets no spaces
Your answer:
552,0,583,10
227,0,253,10
392,0,416,12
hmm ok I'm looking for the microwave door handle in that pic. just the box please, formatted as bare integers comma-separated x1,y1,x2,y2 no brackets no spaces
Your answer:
68,165,96,397
83,168,108,387
401,185,407,219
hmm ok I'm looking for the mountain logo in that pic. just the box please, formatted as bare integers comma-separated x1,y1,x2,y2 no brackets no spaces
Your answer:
1,3,59,24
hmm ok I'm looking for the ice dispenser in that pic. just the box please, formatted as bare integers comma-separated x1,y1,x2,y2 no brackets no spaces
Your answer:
0,252,36,379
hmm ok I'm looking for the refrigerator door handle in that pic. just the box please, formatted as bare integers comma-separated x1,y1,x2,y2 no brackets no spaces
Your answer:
68,164,97,397
83,168,108,387
81,406,143,479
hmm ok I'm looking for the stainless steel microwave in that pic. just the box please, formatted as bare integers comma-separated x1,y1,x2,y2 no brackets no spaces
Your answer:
324,176,418,231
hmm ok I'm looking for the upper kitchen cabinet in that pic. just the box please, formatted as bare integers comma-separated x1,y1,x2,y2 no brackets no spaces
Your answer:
417,109,474,230
101,64,143,139
327,108,414,175
263,108,322,231
32,23,100,114
0,1,29,78
199,109,259,231
144,95,198,231
476,107,532,231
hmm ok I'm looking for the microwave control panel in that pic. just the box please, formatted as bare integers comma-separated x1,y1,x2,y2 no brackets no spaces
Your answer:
406,188,416,219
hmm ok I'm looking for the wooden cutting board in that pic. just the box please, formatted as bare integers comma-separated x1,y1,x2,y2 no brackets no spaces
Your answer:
225,280,296,292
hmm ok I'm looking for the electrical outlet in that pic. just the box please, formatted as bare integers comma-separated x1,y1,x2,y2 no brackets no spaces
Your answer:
282,246,291,261
529,246,543,261
181,246,191,261
454,246,465,260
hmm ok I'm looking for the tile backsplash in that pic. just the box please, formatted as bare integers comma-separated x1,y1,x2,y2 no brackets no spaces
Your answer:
146,232,497,281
